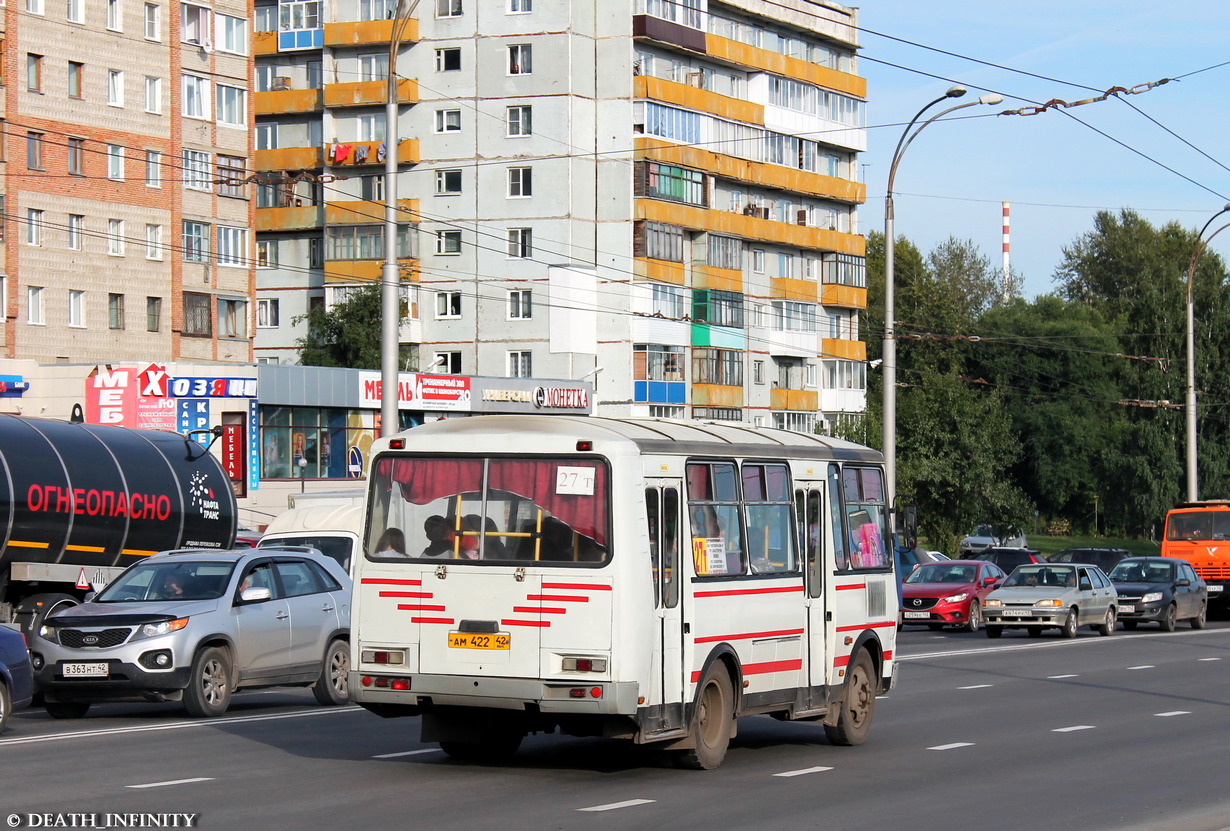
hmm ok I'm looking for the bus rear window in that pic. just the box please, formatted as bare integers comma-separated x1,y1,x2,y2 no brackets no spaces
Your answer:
366,456,610,565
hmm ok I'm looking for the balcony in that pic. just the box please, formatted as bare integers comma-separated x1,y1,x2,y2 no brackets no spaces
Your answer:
254,88,323,115
637,199,864,257
253,30,277,55
820,283,867,309
821,339,865,361
324,18,417,47
325,199,419,225
770,388,818,412
256,205,324,232
323,78,417,108
323,260,383,282
326,139,419,167
634,76,763,126
255,146,324,171
691,384,743,408
770,278,819,302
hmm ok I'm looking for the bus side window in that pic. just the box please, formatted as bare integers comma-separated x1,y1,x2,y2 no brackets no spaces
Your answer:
662,488,680,608
827,464,848,571
805,488,823,597
646,488,661,607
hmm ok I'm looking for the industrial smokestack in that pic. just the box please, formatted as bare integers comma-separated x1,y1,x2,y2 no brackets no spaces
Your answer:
1001,201,1011,303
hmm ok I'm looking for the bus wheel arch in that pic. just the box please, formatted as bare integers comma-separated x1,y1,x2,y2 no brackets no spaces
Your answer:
670,652,738,770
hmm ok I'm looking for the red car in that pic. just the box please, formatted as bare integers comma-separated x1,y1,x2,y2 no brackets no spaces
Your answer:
901,560,1007,632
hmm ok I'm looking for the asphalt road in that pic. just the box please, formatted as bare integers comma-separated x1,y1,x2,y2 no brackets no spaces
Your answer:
3,622,1229,831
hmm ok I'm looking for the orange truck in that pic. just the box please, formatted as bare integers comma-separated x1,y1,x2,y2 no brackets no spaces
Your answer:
1161,501,1230,607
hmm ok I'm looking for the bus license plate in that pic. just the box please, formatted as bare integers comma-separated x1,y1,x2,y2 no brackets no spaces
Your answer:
63,662,108,678
448,632,510,651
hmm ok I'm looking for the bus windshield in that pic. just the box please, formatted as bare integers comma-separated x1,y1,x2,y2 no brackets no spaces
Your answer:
366,455,611,565
1166,509,1230,542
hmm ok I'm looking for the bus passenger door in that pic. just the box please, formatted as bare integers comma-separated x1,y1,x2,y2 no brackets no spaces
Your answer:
798,485,828,692
646,481,686,730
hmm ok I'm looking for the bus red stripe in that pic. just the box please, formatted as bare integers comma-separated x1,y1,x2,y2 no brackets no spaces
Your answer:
694,628,805,644
526,594,589,602
397,604,446,611
503,619,550,628
412,617,454,624
883,650,893,661
541,583,612,591
362,579,422,586
743,659,803,676
835,621,897,632
513,606,568,614
694,586,804,598
834,584,866,591
380,591,433,598
833,654,850,667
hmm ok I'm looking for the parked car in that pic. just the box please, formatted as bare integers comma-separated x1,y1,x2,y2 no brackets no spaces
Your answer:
232,528,263,548
0,623,35,731
1049,547,1132,574
1107,556,1208,631
968,547,1048,572
901,560,1007,632
983,562,1118,639
959,524,1027,557
29,547,350,719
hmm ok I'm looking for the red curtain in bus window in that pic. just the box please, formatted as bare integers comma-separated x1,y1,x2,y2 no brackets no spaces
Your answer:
488,460,609,546
382,458,485,504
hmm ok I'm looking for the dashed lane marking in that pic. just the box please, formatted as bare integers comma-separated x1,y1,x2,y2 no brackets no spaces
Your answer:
1047,674,1079,679
1155,711,1191,717
957,684,994,690
372,749,441,759
1053,725,1095,733
928,742,974,751
127,778,214,789
774,766,833,777
577,800,655,812
1127,665,1155,670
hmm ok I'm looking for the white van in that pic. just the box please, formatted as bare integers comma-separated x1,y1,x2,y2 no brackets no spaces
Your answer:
257,491,365,575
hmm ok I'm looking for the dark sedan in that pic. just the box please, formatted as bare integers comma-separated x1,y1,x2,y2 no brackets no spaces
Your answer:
968,547,1048,572
1,624,34,731
1107,556,1207,631
1050,547,1132,574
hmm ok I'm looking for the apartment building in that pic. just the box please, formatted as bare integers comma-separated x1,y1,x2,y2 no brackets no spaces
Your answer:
2,0,254,364
254,0,867,432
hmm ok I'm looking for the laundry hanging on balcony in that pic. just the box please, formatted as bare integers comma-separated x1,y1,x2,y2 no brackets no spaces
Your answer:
331,143,353,164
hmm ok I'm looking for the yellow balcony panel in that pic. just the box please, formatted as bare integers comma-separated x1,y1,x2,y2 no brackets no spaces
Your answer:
820,284,867,309
637,200,864,257
323,78,417,108
692,384,743,408
253,31,278,55
324,18,417,47
324,260,383,283
822,339,866,361
254,88,323,115
694,265,742,293
633,257,686,286
771,278,819,301
636,137,864,204
256,205,324,232
635,75,763,125
325,198,419,225
770,389,818,411
706,34,867,99
255,146,324,171
325,139,419,167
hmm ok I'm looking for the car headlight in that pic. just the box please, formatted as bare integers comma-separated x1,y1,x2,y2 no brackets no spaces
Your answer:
132,618,189,641
943,592,970,604
985,599,1003,608
38,624,57,641
1141,592,1163,603
1034,599,1064,608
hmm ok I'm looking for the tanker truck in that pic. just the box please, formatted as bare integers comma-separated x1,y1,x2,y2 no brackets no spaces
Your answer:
0,415,237,635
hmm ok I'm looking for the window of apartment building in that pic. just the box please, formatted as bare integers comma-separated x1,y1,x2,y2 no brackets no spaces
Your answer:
805,363,818,388
145,76,161,113
436,230,462,255
802,254,820,281
183,149,212,190
107,69,124,107
752,249,765,273
108,293,125,329
772,300,816,333
145,224,162,259
508,351,532,378
507,228,532,258
358,53,389,82
435,352,462,374
436,0,461,17
508,44,532,74
107,219,125,255
66,0,83,21
257,240,278,268
326,225,410,261
183,220,210,262
217,14,247,54
506,105,532,137
217,156,245,198
68,290,85,327
650,282,686,319
638,161,706,206
26,0,46,15
778,253,794,280
508,289,532,319
27,55,42,92
27,286,44,325
107,144,125,180
280,1,320,31
67,214,84,250
634,344,685,382
753,360,765,385
144,3,160,39
356,113,385,141
67,62,83,98
707,234,742,270
145,150,161,187
435,291,461,318
507,166,532,197
509,0,532,12
26,209,44,245
309,238,323,268
435,48,461,72
218,297,246,338
358,0,388,21
693,289,744,328
822,253,866,288
182,74,209,119
692,348,743,386
146,296,162,332
255,123,277,150
26,132,43,169
257,298,279,328
183,292,211,336
67,138,85,175
254,5,277,30
216,227,248,267
359,175,384,202
435,108,461,133
637,221,683,262
216,85,245,127
435,169,462,195
182,4,210,45
106,0,122,31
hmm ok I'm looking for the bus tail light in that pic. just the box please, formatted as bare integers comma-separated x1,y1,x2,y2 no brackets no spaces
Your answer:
562,656,607,673
362,675,411,691
362,649,406,665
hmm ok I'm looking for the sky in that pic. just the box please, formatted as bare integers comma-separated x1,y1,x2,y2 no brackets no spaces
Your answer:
855,1,1230,300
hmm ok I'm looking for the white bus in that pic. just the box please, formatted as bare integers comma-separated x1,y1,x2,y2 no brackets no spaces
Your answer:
349,416,897,768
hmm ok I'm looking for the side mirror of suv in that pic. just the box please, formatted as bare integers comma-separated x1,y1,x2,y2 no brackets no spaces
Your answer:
240,586,273,603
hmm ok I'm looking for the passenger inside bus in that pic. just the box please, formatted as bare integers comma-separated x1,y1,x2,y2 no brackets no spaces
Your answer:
375,527,406,556
421,515,452,557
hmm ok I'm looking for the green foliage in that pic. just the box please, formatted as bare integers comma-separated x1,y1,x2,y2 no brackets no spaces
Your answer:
295,284,413,370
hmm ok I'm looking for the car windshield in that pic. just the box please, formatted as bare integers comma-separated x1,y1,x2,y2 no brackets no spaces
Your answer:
1108,561,1174,583
1003,565,1076,588
95,561,236,602
970,525,996,537
906,564,975,584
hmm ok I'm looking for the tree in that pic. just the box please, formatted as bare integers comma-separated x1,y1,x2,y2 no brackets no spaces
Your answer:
296,284,413,369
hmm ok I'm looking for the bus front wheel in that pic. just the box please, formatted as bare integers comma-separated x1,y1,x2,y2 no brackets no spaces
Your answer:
824,650,876,747
672,663,735,770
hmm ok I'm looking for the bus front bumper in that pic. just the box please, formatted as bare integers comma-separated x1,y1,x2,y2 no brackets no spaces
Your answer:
350,671,640,715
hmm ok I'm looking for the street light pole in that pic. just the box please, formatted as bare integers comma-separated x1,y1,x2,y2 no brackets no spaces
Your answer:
883,86,1002,508
1184,203,1230,501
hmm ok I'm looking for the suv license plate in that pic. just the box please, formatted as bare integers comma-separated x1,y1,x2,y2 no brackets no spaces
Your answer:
448,632,510,650
63,662,108,678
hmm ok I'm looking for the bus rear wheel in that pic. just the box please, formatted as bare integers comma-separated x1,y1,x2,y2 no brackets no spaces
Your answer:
824,650,876,747
672,663,734,770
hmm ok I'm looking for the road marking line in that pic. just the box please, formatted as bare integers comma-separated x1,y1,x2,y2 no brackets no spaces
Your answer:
774,766,833,777
1198,657,1221,661
1053,725,1095,732
897,628,1228,663
1155,711,1191,717
928,742,974,751
957,684,993,690
127,777,214,789
577,800,655,812
372,749,440,759
1127,665,1155,670
1047,674,1079,679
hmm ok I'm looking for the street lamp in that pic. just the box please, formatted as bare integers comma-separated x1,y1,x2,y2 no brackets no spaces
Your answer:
883,86,1003,508
1184,202,1230,501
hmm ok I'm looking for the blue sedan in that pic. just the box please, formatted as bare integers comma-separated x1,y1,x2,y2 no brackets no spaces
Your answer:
1,623,34,731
